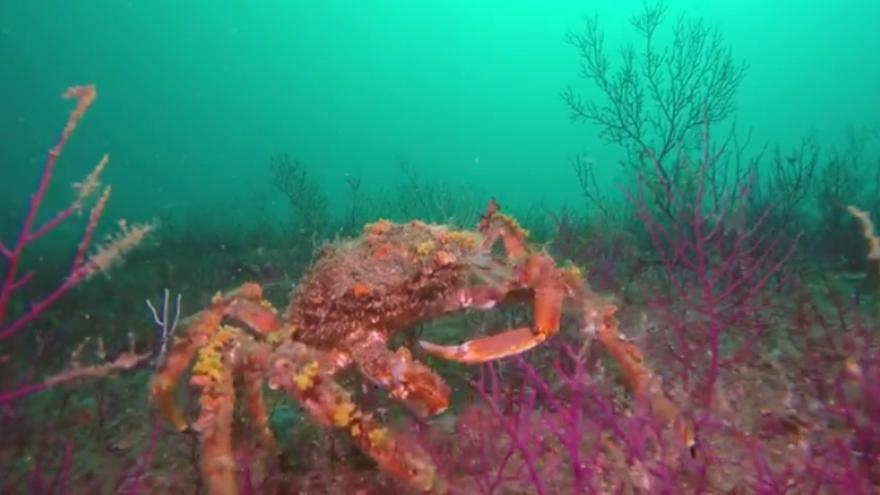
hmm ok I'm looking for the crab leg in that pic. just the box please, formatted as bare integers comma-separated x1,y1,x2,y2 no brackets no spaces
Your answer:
150,283,278,432
189,326,240,495
348,332,451,417
186,327,283,495
476,197,529,259
269,342,447,494
151,300,228,432
243,365,278,455
590,304,695,450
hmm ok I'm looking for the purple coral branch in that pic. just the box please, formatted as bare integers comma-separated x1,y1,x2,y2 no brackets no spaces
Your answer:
0,85,99,341
473,362,548,495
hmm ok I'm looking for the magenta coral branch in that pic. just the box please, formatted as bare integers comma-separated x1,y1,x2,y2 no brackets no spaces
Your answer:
8,271,33,292
0,187,109,339
474,363,548,495
0,85,97,333
0,349,151,405
0,85,101,339
26,205,77,243
0,275,81,341
0,381,48,405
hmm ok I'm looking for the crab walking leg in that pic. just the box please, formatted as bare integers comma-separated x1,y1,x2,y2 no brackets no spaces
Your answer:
151,304,227,431
243,366,278,454
150,282,273,432
558,267,695,450
193,333,279,495
590,304,695,450
269,342,446,494
189,327,240,495
231,340,282,488
347,332,451,417
225,297,281,335
476,198,529,259
222,290,283,454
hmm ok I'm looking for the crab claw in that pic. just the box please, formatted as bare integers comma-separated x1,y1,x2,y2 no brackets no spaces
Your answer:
422,255,567,364
420,327,546,364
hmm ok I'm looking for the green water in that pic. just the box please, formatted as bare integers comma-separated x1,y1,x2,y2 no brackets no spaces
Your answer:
2,1,877,227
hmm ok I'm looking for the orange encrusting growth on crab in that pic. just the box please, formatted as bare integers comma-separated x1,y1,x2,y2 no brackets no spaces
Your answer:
351,282,372,297
364,218,393,237
415,240,435,256
442,229,480,249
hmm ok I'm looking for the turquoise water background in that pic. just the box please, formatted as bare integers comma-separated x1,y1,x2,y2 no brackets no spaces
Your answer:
1,1,878,226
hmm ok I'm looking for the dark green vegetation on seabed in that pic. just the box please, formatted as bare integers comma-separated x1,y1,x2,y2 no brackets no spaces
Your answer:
1,1,879,493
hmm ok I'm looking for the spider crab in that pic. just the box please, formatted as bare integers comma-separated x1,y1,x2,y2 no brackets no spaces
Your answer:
150,200,687,494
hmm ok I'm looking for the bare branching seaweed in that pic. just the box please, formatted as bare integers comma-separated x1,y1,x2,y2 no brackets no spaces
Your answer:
270,153,329,237
390,156,484,226
563,1,746,209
